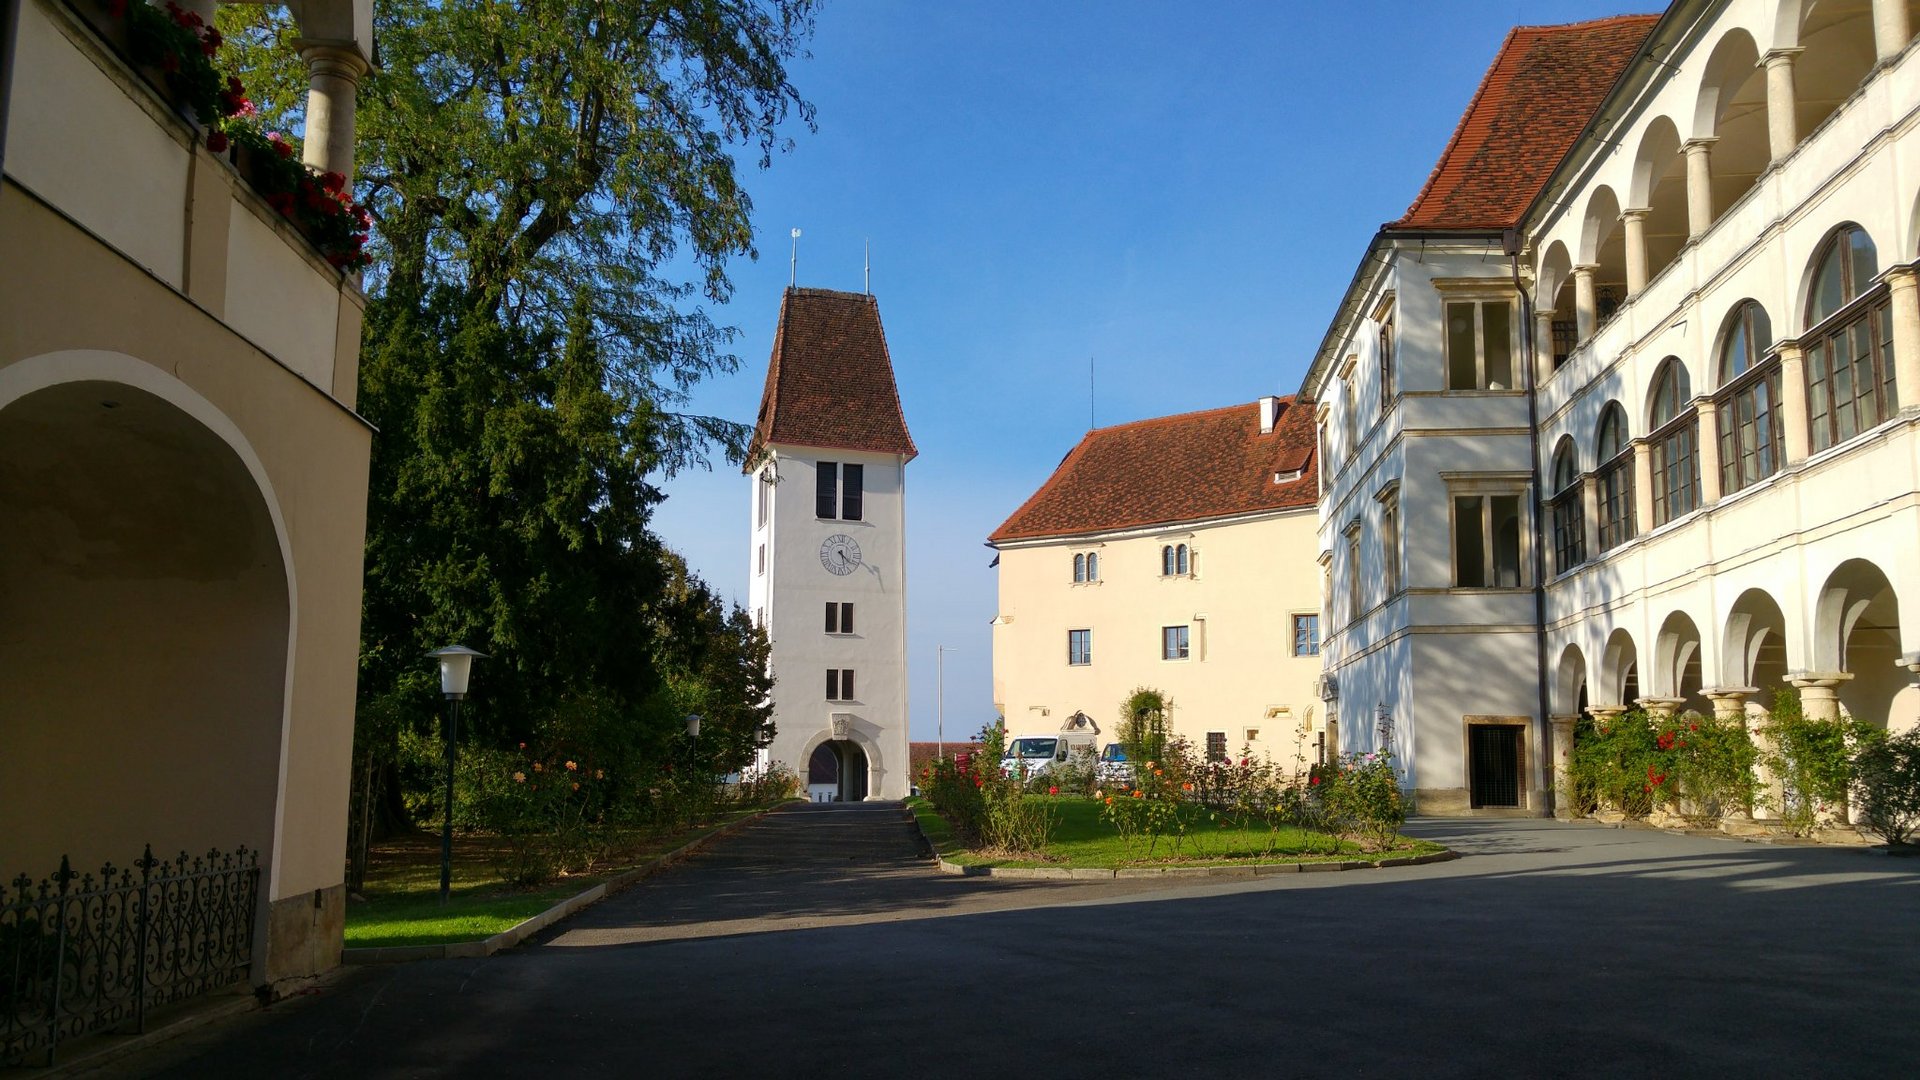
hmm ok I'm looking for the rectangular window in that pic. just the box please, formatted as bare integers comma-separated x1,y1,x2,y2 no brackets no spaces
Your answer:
1717,363,1784,495
757,543,766,576
757,467,772,528
1596,455,1635,552
1445,300,1516,391
1345,530,1363,623
1380,493,1402,597
1808,301,1895,453
841,463,864,521
1206,732,1227,762
827,668,854,701
1453,493,1524,588
1379,319,1395,414
816,462,838,518
1162,625,1190,661
1291,614,1320,657
1550,487,1586,575
1067,629,1091,666
824,602,854,634
1650,419,1699,527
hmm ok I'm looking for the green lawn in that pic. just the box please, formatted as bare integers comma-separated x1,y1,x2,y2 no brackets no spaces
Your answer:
344,808,776,949
910,796,1442,870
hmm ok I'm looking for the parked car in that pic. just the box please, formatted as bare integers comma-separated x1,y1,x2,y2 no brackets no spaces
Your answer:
1001,735,1068,778
1097,742,1134,784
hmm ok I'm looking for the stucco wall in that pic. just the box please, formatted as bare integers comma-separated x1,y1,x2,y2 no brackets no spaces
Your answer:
992,509,1322,764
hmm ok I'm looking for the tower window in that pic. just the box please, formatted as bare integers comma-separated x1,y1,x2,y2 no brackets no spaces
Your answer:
825,602,854,634
827,668,855,701
816,462,864,520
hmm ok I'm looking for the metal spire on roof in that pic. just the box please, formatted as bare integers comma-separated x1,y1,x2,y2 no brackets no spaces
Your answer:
789,227,801,286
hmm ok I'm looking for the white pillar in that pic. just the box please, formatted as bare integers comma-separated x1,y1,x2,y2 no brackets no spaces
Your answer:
1631,438,1654,536
1622,208,1651,294
1535,309,1557,380
1550,715,1578,820
1885,265,1920,409
298,42,372,180
1764,48,1803,164
1694,396,1722,504
1683,138,1716,238
1789,672,1856,823
1873,0,1912,61
1573,264,1598,342
1778,341,1810,464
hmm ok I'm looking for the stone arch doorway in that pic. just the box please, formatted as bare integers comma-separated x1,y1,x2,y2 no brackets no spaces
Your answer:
806,740,870,802
0,378,292,886
1816,558,1908,732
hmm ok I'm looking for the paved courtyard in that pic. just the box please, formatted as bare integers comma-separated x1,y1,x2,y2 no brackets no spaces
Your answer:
111,804,1920,1078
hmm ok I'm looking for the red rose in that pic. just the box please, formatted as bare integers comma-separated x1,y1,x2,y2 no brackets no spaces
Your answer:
319,171,346,193
1310,775,1321,785
1047,786,1058,796
205,131,228,153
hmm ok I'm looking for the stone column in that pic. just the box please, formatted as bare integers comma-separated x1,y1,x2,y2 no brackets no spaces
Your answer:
1550,715,1579,820
1637,697,1687,723
297,41,372,180
1703,687,1761,825
1778,341,1811,464
1573,265,1598,342
1873,0,1912,62
1622,208,1651,294
1683,138,1717,238
1694,395,1722,504
1884,266,1920,410
1632,439,1655,534
1585,705,1628,820
1536,309,1558,380
1764,48,1804,164
1789,672,1856,824
1580,470,1602,557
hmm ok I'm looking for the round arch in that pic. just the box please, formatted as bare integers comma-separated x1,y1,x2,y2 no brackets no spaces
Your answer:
1723,587,1794,689
1692,28,1768,220
0,354,296,896
1815,557,1910,733
1601,627,1641,707
1653,611,1709,713
1630,116,1688,284
795,722,887,802
1554,643,1590,717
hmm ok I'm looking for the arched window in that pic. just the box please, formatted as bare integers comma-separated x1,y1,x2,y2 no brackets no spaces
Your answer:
1086,552,1099,581
1595,403,1635,551
1647,358,1699,526
1175,544,1190,576
1713,301,1783,494
1073,553,1087,583
1161,545,1173,576
1805,225,1896,451
1549,438,1585,574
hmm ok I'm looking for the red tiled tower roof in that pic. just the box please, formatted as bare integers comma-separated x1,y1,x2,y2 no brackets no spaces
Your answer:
988,397,1318,544
748,287,916,464
1390,14,1659,232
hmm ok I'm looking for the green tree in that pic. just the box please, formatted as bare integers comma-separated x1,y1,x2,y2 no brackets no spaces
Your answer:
220,1,817,819
1120,687,1172,764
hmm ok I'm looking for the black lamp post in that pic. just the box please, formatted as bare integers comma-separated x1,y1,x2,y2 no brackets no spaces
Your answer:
429,645,486,905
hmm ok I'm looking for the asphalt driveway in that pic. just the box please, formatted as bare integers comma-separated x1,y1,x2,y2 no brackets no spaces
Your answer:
106,807,1920,1079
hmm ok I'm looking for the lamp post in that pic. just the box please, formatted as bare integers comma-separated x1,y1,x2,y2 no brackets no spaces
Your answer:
428,645,486,905
936,645,955,760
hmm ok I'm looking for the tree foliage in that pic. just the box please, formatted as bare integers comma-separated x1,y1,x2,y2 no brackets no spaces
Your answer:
219,1,815,816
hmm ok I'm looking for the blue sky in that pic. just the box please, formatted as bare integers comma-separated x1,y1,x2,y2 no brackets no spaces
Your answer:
650,0,1644,741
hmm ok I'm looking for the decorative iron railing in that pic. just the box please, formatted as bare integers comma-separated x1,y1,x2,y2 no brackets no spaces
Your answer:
1,846,259,1067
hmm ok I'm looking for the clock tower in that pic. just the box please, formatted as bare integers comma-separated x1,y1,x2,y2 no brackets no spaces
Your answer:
746,287,916,800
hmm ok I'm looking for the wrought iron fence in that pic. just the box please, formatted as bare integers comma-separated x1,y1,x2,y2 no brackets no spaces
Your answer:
1,845,259,1067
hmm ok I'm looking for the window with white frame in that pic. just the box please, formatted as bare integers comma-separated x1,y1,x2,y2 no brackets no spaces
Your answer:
1072,551,1100,583
1160,543,1192,577
1444,297,1517,391
1344,524,1363,623
1647,358,1698,527
1378,314,1395,414
756,466,773,527
1162,625,1190,661
1291,614,1320,657
1341,368,1358,459
1067,629,1092,666
1377,484,1402,598
1450,480,1527,588
1714,301,1781,496
815,461,864,520
1595,403,1635,552
1548,438,1584,575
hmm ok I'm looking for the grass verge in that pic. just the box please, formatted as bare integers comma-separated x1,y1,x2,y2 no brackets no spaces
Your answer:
345,806,779,948
913,796,1443,869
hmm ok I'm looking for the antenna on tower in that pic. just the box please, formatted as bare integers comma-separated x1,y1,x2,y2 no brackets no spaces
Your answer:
1089,354,1095,431
789,228,801,287
864,238,871,295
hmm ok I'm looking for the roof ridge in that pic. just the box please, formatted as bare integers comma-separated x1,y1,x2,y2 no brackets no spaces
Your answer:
1390,24,1522,230
786,285,873,302
1090,396,1293,436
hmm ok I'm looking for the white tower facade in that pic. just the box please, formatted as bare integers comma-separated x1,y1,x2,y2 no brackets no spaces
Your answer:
747,288,915,800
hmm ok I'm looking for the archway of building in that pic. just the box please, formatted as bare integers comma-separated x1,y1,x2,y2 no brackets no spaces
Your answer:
0,379,290,881
1723,587,1793,712
1693,28,1769,223
1538,240,1577,370
806,739,870,802
1782,0,1881,142
1579,185,1629,334
1554,643,1590,717
1629,115,1689,288
1653,611,1712,716
1601,627,1640,707
1815,558,1912,731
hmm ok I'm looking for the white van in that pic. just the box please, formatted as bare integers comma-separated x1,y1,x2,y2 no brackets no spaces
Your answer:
1001,734,1067,778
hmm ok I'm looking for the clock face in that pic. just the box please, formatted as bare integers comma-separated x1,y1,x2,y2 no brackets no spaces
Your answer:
820,534,862,576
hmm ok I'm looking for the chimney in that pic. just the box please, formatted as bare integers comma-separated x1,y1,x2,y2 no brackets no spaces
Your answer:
1258,395,1282,433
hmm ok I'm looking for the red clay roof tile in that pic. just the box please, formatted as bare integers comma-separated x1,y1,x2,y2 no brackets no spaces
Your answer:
1391,15,1658,232
988,397,1318,544
749,287,917,464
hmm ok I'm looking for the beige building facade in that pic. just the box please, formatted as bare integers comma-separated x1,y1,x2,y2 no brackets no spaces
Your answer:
1,0,375,987
990,398,1326,764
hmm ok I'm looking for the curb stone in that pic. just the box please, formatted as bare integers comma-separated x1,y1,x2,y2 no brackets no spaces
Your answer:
342,805,784,965
904,803,1460,880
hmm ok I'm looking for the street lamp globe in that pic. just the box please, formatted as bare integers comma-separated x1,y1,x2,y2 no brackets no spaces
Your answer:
428,645,487,699
685,714,702,738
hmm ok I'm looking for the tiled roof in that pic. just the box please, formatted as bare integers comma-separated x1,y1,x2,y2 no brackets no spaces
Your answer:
1390,15,1658,232
988,397,1318,544
748,287,917,464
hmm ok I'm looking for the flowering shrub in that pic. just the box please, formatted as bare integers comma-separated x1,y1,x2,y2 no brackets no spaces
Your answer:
1568,710,1660,818
1760,689,1878,834
224,126,373,268
1316,751,1406,851
458,744,612,885
1853,728,1920,846
1653,712,1760,825
921,720,1056,853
